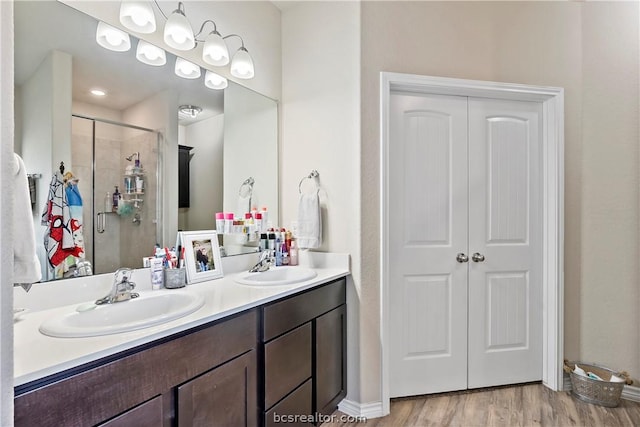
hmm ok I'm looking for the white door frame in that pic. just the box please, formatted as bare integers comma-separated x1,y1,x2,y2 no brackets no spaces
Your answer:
380,72,564,415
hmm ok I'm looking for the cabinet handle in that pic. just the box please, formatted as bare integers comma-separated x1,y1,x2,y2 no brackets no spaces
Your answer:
472,253,485,262
456,253,469,263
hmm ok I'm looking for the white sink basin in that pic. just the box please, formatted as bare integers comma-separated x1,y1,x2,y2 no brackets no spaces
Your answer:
39,291,205,338
234,266,317,286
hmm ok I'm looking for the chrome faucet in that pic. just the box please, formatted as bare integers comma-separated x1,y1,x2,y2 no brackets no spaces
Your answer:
96,268,140,305
249,250,273,273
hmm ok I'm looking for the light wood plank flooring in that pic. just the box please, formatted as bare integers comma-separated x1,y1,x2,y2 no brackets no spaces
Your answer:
323,383,640,426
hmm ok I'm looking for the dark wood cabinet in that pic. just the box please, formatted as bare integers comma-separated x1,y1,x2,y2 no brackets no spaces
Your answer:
14,277,347,427
178,350,257,427
14,310,258,427
261,278,347,426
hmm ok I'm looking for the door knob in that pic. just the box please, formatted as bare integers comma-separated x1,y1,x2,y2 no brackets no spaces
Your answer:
456,253,469,263
472,253,485,262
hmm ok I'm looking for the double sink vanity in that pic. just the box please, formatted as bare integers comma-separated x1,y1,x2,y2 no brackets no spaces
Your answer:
14,252,349,426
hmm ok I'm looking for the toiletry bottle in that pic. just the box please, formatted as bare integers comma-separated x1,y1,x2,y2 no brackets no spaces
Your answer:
224,213,234,234
112,186,121,212
215,212,225,232
285,230,292,253
275,238,282,266
268,232,276,255
260,206,269,232
281,242,289,266
104,191,111,213
260,233,268,251
289,240,299,266
255,212,262,233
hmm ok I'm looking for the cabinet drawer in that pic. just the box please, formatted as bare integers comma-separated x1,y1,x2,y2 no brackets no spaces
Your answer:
263,278,346,340
265,379,313,427
99,395,163,427
265,323,312,409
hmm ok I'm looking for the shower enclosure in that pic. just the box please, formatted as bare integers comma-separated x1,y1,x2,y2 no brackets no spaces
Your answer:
71,115,161,275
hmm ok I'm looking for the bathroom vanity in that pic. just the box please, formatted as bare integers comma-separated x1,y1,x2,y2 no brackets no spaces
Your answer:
13,255,348,426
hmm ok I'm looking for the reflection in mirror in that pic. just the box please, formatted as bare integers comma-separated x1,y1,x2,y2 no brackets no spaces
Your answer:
14,1,278,282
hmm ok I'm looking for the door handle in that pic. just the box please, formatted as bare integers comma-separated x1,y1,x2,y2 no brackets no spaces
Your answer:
456,253,469,263
472,253,485,262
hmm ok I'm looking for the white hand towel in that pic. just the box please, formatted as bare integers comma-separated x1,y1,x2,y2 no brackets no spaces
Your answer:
13,154,42,284
297,190,321,249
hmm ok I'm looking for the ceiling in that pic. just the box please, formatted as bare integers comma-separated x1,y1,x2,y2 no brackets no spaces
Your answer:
14,1,224,125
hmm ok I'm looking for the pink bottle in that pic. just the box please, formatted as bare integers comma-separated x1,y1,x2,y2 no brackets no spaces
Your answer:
215,212,224,232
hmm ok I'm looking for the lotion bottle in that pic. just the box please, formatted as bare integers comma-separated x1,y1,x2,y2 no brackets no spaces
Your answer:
289,240,299,266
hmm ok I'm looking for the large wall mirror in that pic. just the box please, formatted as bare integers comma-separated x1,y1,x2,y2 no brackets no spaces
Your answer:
14,1,278,282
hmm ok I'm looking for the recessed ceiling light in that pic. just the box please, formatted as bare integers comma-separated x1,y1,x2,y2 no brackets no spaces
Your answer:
91,89,107,97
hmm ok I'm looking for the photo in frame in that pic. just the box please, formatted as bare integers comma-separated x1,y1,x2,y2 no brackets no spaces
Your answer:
178,230,223,284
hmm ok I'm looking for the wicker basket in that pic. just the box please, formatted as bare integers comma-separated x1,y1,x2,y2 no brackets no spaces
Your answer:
564,361,630,407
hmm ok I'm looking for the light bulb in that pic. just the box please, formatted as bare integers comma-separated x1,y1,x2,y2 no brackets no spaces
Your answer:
230,47,254,79
202,31,229,66
119,1,156,34
175,57,201,79
96,21,131,52
164,6,195,50
205,70,228,90
136,40,166,66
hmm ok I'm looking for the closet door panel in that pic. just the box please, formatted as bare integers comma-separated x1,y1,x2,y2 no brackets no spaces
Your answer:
388,91,468,396
467,97,543,388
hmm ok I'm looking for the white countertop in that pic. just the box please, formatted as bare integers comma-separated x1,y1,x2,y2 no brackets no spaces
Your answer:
14,252,349,387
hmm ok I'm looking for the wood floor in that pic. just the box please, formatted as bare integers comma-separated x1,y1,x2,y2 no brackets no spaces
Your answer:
323,383,640,426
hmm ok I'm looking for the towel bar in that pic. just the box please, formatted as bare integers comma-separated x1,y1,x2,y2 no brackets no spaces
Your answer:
298,170,320,194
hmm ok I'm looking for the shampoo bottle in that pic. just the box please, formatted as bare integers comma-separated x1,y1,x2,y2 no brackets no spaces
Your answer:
112,186,121,213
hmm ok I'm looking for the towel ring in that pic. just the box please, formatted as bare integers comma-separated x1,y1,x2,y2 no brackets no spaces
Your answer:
299,170,320,194
239,177,255,197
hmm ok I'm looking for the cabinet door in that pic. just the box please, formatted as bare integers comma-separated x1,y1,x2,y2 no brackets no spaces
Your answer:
315,305,346,416
178,350,257,427
265,323,312,409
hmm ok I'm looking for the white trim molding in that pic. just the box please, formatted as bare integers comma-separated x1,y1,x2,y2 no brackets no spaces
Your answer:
379,72,565,415
338,399,385,419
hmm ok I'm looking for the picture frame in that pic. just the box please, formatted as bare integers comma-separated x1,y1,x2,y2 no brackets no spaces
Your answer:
178,230,223,284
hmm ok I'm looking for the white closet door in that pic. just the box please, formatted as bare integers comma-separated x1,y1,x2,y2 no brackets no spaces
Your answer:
388,92,469,397
467,97,543,388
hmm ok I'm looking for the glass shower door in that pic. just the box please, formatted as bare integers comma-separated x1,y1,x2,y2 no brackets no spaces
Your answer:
71,116,160,275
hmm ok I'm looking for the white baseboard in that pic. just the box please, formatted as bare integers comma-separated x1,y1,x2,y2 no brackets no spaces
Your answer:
338,399,386,419
563,373,640,403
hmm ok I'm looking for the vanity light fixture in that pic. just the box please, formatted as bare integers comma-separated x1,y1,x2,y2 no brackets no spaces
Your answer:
136,40,166,66
115,0,256,79
175,57,201,79
179,105,202,118
119,0,156,34
204,70,228,90
96,21,131,52
163,2,195,51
